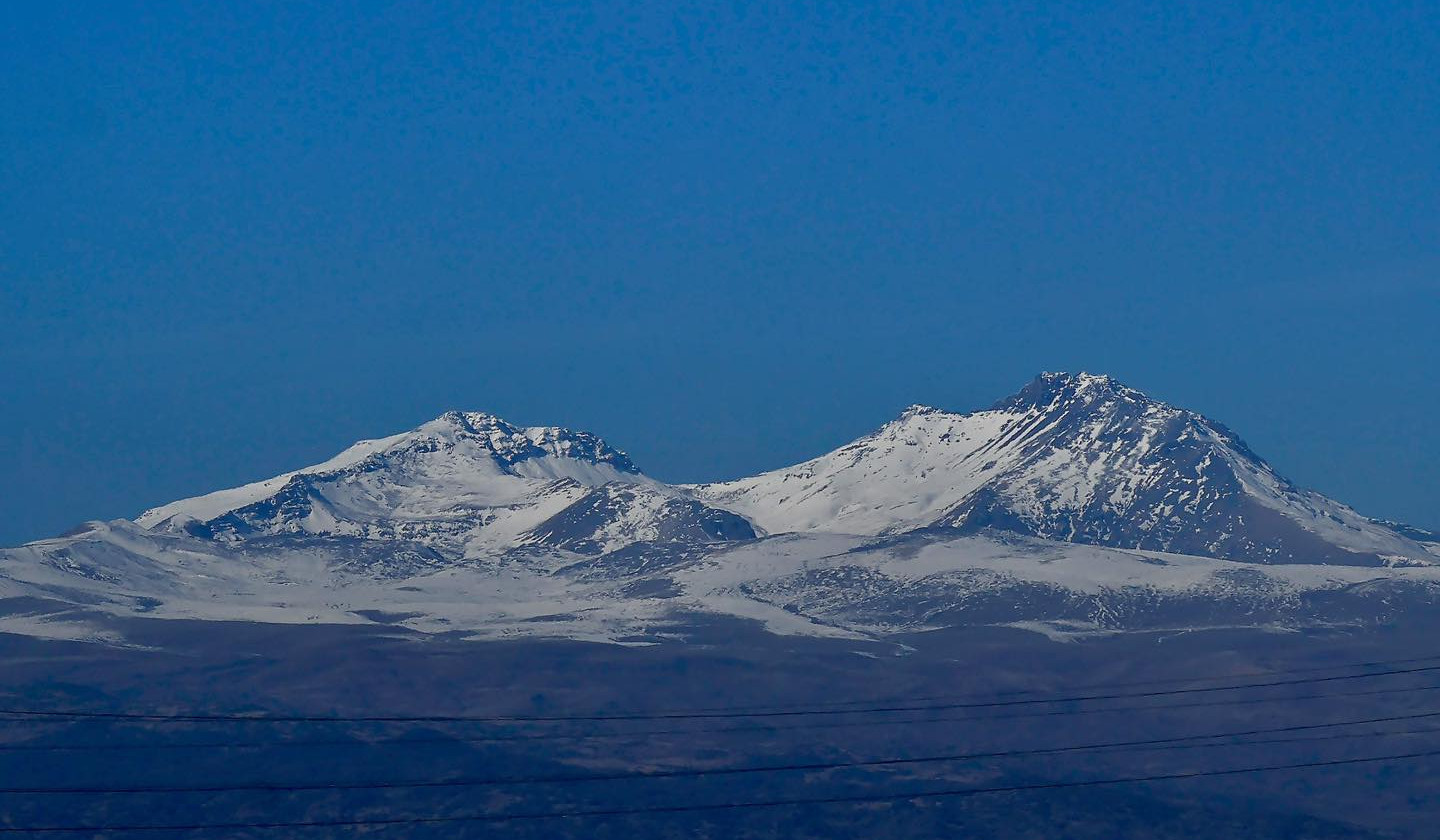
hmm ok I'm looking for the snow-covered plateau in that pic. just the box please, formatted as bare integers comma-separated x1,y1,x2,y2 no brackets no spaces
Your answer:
4,374,1437,645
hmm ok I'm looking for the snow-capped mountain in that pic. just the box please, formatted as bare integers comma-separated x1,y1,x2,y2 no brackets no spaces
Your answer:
2,373,1436,645
136,410,752,558
691,373,1434,567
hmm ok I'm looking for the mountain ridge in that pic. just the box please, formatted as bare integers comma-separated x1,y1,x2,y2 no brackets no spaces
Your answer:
4,372,1436,646
95,372,1440,568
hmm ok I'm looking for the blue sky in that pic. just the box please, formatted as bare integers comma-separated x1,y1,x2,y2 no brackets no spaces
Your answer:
2,1,1437,545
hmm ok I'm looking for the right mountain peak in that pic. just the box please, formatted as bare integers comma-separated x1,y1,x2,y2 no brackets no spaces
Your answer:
992,371,1154,412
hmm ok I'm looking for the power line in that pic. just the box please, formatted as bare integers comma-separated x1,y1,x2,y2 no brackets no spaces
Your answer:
4,662,1438,724
8,682,1440,752
14,653,1428,724
673,653,1440,713
705,681,1440,740
1,746,1436,833
4,709,1439,795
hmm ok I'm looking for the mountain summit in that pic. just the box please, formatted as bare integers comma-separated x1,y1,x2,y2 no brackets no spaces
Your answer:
992,371,1147,411
691,372,1430,566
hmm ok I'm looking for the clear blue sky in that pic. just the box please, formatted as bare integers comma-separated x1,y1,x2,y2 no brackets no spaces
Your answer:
3,1,1437,546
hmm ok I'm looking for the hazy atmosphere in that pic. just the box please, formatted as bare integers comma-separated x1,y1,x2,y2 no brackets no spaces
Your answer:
3,2,1437,547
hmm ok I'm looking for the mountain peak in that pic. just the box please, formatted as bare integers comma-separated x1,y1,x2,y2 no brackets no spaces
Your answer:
431,409,515,434
423,410,641,475
695,372,1436,567
993,371,1153,413
136,409,646,536
897,403,948,420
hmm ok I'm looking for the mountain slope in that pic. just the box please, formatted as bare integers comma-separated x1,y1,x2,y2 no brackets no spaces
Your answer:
691,373,1432,567
522,483,756,554
4,519,1438,645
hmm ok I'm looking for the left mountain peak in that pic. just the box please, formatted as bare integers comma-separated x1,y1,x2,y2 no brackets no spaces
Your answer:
420,410,641,475
134,411,645,537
